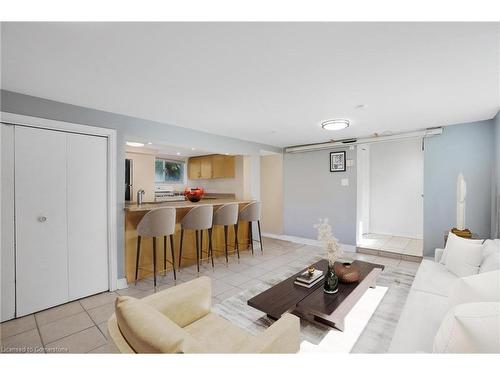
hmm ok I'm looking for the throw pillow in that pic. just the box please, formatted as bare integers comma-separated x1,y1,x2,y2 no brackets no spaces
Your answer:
480,240,500,273
440,232,483,265
433,302,500,353
448,270,500,308
443,233,483,277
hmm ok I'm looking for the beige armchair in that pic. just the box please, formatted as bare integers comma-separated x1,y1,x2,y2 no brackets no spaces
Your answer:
108,276,300,353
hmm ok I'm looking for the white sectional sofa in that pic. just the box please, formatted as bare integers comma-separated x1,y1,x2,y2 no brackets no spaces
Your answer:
389,238,500,353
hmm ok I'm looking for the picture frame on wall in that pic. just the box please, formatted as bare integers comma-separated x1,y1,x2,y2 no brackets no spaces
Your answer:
330,151,346,172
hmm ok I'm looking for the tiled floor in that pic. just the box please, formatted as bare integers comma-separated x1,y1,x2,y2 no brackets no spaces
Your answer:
358,233,423,257
0,237,421,354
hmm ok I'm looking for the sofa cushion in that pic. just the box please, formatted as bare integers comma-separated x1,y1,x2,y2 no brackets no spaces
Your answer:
440,232,483,265
388,289,450,353
443,233,483,277
115,296,202,353
184,312,256,353
433,302,500,353
480,240,500,273
448,271,500,308
411,259,459,297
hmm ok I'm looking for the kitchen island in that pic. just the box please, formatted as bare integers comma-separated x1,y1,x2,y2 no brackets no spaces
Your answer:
124,199,253,282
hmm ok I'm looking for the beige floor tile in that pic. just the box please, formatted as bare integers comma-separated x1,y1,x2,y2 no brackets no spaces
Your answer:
38,311,94,344
372,255,401,267
212,280,234,296
404,239,424,256
87,303,115,325
35,301,84,327
97,322,110,339
79,292,118,310
115,287,147,297
383,236,411,251
88,341,120,353
45,326,106,353
398,260,421,272
0,314,36,339
0,328,44,354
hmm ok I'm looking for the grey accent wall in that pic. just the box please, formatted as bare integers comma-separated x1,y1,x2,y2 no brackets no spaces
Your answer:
493,112,500,238
283,147,357,245
424,119,494,255
0,90,281,279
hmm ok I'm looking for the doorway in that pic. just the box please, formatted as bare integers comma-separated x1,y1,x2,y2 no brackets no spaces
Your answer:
356,138,424,257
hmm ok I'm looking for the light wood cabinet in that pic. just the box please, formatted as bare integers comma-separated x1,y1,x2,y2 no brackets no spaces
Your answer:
188,155,235,179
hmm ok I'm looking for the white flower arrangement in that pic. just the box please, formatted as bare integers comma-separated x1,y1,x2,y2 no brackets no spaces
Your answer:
314,218,342,267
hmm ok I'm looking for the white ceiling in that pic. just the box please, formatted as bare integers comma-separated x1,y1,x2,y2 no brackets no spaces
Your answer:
1,22,499,147
126,142,215,159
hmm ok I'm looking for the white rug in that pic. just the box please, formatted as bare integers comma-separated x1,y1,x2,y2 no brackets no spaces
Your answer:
299,286,388,353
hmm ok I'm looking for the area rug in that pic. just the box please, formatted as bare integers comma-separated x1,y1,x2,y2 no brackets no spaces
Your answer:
212,264,416,353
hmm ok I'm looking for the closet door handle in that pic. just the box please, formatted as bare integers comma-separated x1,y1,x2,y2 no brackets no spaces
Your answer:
38,216,47,223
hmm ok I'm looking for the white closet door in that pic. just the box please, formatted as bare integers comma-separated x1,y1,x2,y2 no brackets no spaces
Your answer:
67,133,108,299
1,124,16,322
15,126,69,316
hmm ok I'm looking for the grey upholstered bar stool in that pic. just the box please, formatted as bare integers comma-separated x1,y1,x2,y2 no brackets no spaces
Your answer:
238,201,263,254
178,205,214,273
212,203,240,263
135,207,177,287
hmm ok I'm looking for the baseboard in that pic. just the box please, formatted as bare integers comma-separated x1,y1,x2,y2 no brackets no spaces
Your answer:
116,278,129,290
262,232,356,253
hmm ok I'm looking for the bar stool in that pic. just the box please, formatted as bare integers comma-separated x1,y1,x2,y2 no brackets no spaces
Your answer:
178,205,214,273
211,203,240,263
135,207,177,287
238,201,263,254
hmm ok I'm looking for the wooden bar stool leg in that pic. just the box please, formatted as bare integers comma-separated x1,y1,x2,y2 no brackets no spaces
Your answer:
134,235,141,284
208,228,214,268
201,230,204,258
169,234,176,281
249,221,254,255
234,224,240,259
224,225,229,263
153,237,157,287
163,235,167,273
195,230,200,273
257,220,263,253
178,229,184,269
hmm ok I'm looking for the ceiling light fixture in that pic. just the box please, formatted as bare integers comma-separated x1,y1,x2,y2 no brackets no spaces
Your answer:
176,152,181,155
147,142,153,145
321,119,350,131
126,141,145,147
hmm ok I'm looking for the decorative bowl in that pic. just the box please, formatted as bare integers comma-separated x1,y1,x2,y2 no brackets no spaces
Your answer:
307,266,315,276
184,187,204,202
334,262,360,283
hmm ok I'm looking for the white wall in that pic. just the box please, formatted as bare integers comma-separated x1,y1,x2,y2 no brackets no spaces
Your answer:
369,139,423,239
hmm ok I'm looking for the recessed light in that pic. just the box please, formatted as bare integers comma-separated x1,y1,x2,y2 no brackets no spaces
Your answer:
355,104,366,110
321,119,350,131
147,142,153,145
225,153,229,155
126,141,145,147
176,152,181,155
191,147,196,151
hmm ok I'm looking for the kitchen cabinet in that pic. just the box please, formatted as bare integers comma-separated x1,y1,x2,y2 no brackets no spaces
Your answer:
188,155,235,179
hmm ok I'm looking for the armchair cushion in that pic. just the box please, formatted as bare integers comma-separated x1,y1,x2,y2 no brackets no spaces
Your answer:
115,296,203,353
142,276,211,327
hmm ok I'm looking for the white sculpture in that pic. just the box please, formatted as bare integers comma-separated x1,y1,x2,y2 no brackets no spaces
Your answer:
456,173,467,231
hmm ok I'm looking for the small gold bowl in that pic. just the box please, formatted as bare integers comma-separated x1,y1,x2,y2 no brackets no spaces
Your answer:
307,266,315,276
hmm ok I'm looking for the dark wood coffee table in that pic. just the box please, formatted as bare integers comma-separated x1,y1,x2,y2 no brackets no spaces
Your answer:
247,259,384,331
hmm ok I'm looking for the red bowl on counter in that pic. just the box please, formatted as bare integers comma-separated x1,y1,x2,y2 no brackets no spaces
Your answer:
184,187,205,202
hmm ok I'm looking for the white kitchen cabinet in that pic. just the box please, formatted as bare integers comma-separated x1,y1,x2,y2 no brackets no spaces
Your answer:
4,125,109,318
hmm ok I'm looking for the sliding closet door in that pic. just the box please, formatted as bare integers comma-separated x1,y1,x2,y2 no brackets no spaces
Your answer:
67,133,108,300
15,126,69,316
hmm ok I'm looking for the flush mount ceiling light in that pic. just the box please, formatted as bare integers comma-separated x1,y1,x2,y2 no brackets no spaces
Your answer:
321,119,350,131
126,141,145,147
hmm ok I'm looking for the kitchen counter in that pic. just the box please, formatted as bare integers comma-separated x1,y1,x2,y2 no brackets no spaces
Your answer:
124,198,253,212
124,198,254,283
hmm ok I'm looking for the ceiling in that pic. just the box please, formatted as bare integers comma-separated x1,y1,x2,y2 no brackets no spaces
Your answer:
1,22,499,147
125,141,215,159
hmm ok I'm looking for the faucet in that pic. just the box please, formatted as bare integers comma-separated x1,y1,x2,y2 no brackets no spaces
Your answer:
137,189,145,205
